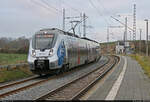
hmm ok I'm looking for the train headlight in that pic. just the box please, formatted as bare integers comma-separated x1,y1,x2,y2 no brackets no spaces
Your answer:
32,50,36,57
49,49,53,55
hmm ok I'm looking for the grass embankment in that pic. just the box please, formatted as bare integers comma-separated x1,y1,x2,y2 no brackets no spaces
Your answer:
0,53,27,65
0,53,33,83
0,66,33,83
130,54,150,78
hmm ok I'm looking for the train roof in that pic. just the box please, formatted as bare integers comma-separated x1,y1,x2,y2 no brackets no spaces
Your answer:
38,28,99,44
81,37,99,44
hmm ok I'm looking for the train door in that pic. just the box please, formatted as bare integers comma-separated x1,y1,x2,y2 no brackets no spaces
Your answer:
75,38,78,66
86,43,88,62
77,39,80,65
72,38,75,68
88,44,91,62
67,36,73,68
63,40,68,65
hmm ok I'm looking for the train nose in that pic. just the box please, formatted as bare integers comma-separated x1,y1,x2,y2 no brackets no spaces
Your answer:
35,50,49,57
34,59,49,70
40,49,45,52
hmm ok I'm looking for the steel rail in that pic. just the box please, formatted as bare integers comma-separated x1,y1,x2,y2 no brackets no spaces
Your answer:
0,56,108,99
37,56,118,100
72,55,119,100
0,75,38,90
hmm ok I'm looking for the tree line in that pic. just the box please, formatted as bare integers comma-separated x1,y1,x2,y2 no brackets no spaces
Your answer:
0,36,29,54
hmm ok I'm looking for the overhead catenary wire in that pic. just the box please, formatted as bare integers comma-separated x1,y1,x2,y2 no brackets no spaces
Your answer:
43,0,83,32
88,0,110,25
31,0,81,15
85,17,95,36
111,16,134,31
61,0,81,14
96,0,114,24
30,0,60,14
67,16,88,33
40,0,62,13
31,0,99,38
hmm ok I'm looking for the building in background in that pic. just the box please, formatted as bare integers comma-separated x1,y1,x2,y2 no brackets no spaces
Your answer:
116,41,133,54
116,41,124,54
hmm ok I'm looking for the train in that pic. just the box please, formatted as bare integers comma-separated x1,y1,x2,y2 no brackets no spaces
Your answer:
27,28,101,75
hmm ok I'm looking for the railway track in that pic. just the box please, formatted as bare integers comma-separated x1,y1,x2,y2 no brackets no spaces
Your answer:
0,75,38,90
37,55,119,100
0,56,109,99
0,75,55,99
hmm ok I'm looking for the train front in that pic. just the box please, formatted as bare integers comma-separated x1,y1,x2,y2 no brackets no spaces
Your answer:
27,31,59,75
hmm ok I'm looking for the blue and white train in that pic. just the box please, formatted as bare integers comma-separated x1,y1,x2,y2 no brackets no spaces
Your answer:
27,28,101,75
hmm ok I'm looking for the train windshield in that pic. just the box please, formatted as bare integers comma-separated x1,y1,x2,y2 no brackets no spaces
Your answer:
32,34,55,50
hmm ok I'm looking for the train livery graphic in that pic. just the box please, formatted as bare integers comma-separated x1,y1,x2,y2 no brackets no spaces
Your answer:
57,41,66,66
27,28,101,75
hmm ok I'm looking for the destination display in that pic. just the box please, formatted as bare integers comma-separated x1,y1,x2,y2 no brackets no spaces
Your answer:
36,34,54,38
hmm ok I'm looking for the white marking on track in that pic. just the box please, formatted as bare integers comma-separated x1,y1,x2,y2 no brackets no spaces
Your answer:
105,56,127,100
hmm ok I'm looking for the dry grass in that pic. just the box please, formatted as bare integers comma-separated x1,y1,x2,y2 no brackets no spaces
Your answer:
130,54,150,78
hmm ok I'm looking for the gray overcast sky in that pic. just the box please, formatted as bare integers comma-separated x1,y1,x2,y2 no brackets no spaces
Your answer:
0,0,150,42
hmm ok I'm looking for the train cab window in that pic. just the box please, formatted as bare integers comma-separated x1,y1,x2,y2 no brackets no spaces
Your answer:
32,34,56,50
